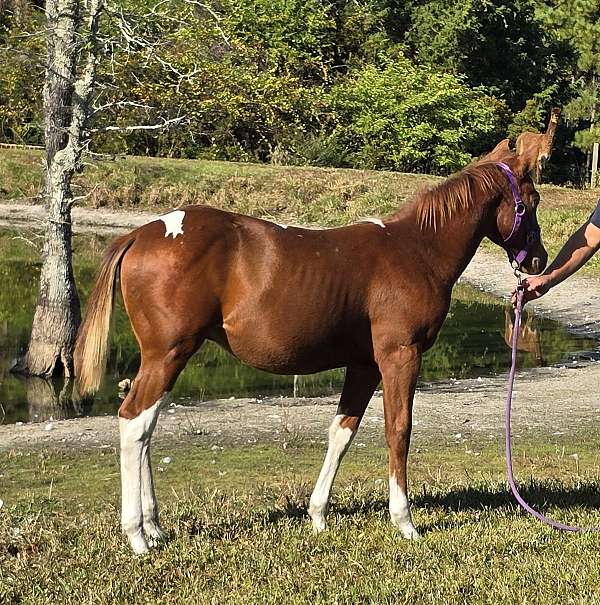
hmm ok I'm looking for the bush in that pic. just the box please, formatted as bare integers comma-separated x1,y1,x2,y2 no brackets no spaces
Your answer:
327,55,507,174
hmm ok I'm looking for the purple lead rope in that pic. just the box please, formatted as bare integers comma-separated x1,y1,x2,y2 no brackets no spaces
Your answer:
506,286,600,532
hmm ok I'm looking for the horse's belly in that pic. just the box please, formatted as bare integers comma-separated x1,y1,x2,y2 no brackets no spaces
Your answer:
218,323,349,375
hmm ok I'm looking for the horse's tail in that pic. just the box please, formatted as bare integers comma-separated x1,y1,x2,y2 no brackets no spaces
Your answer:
74,233,136,395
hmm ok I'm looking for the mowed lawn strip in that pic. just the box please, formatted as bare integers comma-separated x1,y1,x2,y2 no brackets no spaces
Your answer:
2,148,600,275
2,437,600,604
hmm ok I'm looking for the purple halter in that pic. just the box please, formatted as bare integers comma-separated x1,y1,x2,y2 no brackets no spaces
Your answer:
496,162,540,267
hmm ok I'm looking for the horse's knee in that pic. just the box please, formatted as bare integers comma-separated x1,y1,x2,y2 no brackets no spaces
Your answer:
385,422,411,451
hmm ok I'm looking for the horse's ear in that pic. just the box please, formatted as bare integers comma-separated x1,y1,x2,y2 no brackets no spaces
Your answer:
484,139,512,162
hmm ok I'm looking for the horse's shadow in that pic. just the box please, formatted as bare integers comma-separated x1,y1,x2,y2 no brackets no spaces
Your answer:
183,481,600,539
416,482,600,510
337,482,600,535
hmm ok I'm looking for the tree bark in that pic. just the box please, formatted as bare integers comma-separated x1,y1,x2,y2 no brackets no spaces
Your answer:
13,0,82,377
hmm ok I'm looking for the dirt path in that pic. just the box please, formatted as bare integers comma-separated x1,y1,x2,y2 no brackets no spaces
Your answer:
1,201,600,451
0,201,158,235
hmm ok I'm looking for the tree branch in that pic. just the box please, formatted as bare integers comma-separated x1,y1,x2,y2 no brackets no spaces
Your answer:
89,115,186,133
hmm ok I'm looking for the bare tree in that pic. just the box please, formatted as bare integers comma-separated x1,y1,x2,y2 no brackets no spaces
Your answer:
13,0,103,376
11,0,192,378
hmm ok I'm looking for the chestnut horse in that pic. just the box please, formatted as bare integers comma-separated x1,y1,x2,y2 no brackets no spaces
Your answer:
75,145,547,554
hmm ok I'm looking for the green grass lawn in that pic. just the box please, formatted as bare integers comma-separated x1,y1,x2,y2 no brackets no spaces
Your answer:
2,437,600,604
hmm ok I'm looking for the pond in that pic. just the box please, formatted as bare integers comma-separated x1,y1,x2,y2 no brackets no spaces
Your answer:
0,228,596,424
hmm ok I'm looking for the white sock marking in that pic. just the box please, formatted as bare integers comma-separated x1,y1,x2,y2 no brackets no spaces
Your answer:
159,210,185,239
389,474,419,539
120,394,169,554
309,415,355,532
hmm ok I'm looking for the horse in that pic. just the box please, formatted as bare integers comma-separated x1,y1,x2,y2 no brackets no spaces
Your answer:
515,107,561,184
74,144,547,554
503,307,544,366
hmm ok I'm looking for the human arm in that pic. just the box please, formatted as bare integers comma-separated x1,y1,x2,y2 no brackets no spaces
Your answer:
514,215,600,305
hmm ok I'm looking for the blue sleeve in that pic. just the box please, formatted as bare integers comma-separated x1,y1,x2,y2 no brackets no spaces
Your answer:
590,199,600,228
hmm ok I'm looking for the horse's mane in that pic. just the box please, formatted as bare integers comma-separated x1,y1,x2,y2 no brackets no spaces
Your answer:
414,160,508,231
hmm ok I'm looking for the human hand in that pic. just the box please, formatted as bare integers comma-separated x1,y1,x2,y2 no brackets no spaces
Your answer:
511,275,553,307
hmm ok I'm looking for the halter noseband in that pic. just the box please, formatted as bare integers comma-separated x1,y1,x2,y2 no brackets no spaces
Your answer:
496,162,540,267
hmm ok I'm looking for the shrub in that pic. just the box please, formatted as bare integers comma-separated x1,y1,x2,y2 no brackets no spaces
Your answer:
327,55,507,174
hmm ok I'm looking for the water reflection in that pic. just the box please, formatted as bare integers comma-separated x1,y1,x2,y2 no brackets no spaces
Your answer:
503,307,545,366
17,376,91,422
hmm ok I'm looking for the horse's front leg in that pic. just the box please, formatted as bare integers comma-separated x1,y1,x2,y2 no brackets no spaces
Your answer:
308,365,381,533
378,343,422,539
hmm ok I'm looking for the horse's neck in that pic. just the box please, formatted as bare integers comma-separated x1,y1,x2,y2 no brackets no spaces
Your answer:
540,122,557,157
416,209,488,288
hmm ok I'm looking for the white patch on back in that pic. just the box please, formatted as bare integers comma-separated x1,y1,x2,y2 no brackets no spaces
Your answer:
159,210,185,239
276,222,289,229
362,218,386,228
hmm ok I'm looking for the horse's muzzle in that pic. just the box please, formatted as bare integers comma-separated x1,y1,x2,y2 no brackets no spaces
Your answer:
523,252,548,275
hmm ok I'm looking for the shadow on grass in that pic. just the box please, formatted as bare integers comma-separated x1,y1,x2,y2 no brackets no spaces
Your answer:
335,480,600,534
179,480,600,539
414,480,600,512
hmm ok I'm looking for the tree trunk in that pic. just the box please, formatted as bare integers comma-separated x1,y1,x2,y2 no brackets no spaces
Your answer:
22,203,81,376
13,0,81,377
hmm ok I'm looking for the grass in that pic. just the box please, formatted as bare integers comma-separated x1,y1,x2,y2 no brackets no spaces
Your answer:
3,436,600,604
0,148,433,227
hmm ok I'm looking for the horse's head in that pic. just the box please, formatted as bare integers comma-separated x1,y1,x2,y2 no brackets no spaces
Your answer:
482,139,548,275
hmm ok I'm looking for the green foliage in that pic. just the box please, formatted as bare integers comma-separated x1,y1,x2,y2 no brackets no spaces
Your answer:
407,0,572,112
1,0,599,180
327,56,506,173
403,0,579,182
222,0,337,80
0,3,45,145
536,0,600,152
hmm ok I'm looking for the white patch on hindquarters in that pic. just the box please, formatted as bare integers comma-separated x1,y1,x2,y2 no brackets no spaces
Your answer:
362,218,386,228
159,210,185,239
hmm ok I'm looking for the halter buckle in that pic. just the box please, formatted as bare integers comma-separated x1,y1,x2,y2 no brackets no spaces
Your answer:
512,263,523,285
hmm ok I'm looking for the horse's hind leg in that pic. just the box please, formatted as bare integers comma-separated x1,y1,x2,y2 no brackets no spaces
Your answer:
118,339,199,554
308,365,380,533
140,412,165,547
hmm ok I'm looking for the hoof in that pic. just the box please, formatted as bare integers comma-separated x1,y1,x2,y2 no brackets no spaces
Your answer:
311,516,327,535
393,521,421,540
127,530,150,555
308,505,327,534
401,526,421,540
144,522,168,548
